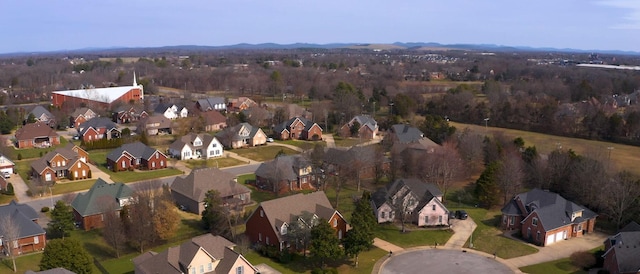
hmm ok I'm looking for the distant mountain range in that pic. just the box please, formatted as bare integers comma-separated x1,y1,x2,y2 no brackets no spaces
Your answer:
2,42,639,57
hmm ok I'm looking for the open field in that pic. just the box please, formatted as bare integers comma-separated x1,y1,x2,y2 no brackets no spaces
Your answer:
232,146,299,162
450,121,639,173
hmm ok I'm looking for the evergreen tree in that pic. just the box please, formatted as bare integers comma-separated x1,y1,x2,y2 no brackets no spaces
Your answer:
47,200,75,239
475,161,501,208
202,190,231,239
39,238,93,274
343,192,376,267
310,220,343,268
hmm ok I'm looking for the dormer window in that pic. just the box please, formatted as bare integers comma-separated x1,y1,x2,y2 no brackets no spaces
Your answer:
281,224,288,235
532,217,538,226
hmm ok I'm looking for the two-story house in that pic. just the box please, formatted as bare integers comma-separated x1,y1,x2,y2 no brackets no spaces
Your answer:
31,144,91,183
137,114,173,135
106,142,167,171
0,201,47,255
501,189,598,246
154,103,188,120
71,178,134,230
603,222,640,274
77,117,121,143
215,122,266,148
70,107,97,128
245,191,347,251
26,105,55,126
339,115,379,139
273,116,323,141
168,133,223,160
112,105,148,124
254,155,314,193
195,97,227,112
171,167,251,214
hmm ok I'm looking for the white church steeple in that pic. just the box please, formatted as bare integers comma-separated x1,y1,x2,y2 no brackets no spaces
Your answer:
133,71,138,86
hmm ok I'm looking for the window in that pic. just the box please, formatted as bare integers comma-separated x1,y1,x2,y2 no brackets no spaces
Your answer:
199,265,204,273
236,266,244,274
191,268,196,274
152,162,156,168
45,173,52,181
266,236,269,245
536,231,540,241
62,160,65,166
503,215,507,224
160,160,164,167
532,217,538,226
432,204,436,211
13,240,18,248
57,161,60,167
259,233,262,241
52,162,56,167
338,229,343,239
333,219,338,227
207,263,213,271
74,171,78,178
77,162,81,168
381,212,385,218
82,170,86,177
155,153,159,159
439,215,443,223
34,236,39,244
510,216,515,226
260,210,264,217
425,216,429,223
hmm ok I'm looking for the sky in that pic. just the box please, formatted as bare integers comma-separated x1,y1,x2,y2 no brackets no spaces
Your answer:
1,0,640,54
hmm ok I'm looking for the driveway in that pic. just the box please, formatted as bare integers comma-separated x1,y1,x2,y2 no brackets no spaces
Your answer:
5,172,31,203
504,232,608,268
323,134,336,148
445,217,477,249
381,249,513,274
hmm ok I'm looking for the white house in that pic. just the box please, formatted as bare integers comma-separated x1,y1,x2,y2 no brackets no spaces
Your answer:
168,133,223,160
0,154,15,175
155,103,188,120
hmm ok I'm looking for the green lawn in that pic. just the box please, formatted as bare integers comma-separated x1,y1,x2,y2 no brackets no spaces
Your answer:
275,139,324,151
332,137,364,148
0,194,15,204
89,150,183,183
374,223,453,248
51,179,98,195
0,252,43,273
459,207,539,259
183,157,245,169
14,159,32,184
12,137,70,160
519,246,603,274
232,146,299,162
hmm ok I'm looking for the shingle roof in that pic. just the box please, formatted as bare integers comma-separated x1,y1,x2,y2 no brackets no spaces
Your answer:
170,167,249,202
107,142,162,162
25,267,76,274
620,221,640,232
501,199,522,215
351,115,378,131
15,121,58,140
256,191,337,242
390,124,424,143
197,97,225,110
28,105,53,120
70,107,93,118
169,133,216,152
516,189,598,231
606,230,640,273
141,114,173,129
254,155,310,182
78,117,117,136
372,178,442,211
0,200,46,239
214,247,258,274
71,178,134,217
216,123,263,141
200,111,226,125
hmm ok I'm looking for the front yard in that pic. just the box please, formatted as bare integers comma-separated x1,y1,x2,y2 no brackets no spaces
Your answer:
374,223,453,248
89,150,183,183
183,156,245,169
232,146,299,162
519,246,604,274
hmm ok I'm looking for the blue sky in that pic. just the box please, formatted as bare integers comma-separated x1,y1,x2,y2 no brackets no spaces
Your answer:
2,0,639,53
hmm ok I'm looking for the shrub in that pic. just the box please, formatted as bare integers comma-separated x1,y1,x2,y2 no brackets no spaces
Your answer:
17,153,22,160
570,251,596,270
5,183,14,195
41,207,50,213
87,170,92,178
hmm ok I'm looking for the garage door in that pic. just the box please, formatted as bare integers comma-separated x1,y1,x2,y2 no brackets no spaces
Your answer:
546,234,555,245
555,232,564,242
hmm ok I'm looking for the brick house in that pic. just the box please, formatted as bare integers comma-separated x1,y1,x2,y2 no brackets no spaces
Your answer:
71,178,134,230
273,117,323,141
170,167,251,214
112,105,148,124
227,97,257,112
31,143,91,183
245,191,347,251
200,111,227,132
339,115,378,139
106,142,167,171
14,121,60,148
77,117,121,143
254,155,315,193
70,107,97,128
0,200,47,255
371,178,449,226
26,105,55,126
603,222,640,274
215,123,267,149
501,189,598,246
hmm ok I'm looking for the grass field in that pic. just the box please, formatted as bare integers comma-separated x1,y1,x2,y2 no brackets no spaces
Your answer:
518,246,603,274
276,139,323,151
332,137,365,148
233,146,299,162
51,179,97,195
374,223,453,248
183,157,245,169
0,252,44,273
450,121,639,173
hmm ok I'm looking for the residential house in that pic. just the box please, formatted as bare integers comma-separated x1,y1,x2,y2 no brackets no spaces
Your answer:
385,124,426,145
339,115,378,140
26,105,55,126
25,268,76,274
137,114,173,135
273,117,323,141
112,105,148,124
603,222,640,274
215,122,267,149
171,167,251,214
77,117,121,143
0,154,15,175
69,107,97,128
14,121,60,148
195,97,227,112
0,177,8,191
371,178,449,227
133,234,259,274
107,142,167,172
200,111,227,132
245,191,348,251
227,97,257,112
31,143,91,183
168,133,223,160
0,200,46,255
500,189,598,246
154,103,188,120
255,155,315,193
71,178,134,230
323,146,389,180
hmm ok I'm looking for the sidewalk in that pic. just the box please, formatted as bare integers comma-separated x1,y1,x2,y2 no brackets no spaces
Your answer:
373,238,404,253
444,217,477,249
323,134,336,148
224,151,256,164
265,142,304,152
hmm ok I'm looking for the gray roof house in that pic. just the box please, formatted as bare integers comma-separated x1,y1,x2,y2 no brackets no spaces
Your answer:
0,200,47,254
215,122,267,149
500,189,598,246
27,105,55,125
168,133,223,160
339,115,379,139
603,222,640,274
255,155,314,193
387,124,425,144
71,178,134,230
133,234,259,274
138,114,173,135
170,167,251,214
371,178,449,227
195,97,226,112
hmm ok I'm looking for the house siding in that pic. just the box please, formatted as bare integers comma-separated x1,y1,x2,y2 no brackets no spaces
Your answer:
305,124,323,140
3,234,46,255
329,213,348,240
374,202,395,223
416,200,449,227
501,214,522,230
142,152,166,170
245,206,279,247
74,209,105,231
603,249,622,274
171,191,203,215
108,156,132,172
68,161,91,180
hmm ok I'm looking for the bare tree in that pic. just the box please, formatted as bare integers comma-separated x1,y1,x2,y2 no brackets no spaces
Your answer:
495,149,525,204
0,214,20,272
604,171,640,229
391,191,417,233
100,198,126,258
421,141,463,202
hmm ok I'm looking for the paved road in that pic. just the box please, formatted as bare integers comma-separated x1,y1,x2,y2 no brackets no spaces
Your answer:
382,249,513,274
504,232,607,268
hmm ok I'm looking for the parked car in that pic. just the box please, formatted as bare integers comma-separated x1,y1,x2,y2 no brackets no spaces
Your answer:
448,211,456,220
455,210,468,220
266,137,274,143
2,172,10,179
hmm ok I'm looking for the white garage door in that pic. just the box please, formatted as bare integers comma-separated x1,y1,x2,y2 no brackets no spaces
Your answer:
0,167,12,175
546,234,555,245
555,232,564,242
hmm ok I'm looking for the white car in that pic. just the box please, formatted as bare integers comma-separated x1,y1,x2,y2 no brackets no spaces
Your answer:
267,138,274,143
2,172,10,179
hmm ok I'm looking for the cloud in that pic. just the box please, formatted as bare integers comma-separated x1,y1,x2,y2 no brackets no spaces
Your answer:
596,0,640,29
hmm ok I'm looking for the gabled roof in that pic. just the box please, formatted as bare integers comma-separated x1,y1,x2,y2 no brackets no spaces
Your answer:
390,124,424,143
216,122,263,141
133,234,236,274
215,247,259,274
514,189,597,231
25,267,76,274
78,117,117,136
15,121,58,140
0,154,15,167
605,227,640,273
255,155,310,182
0,200,46,238
620,221,640,232
140,114,173,128
70,107,94,118
154,103,176,114
107,141,163,162
350,115,378,131
200,111,226,125
169,133,218,152
52,85,141,104
196,97,225,110
372,178,442,210
279,116,322,132
255,191,338,242
27,105,53,120
71,178,134,217
171,167,248,202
